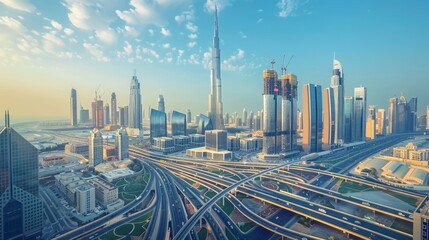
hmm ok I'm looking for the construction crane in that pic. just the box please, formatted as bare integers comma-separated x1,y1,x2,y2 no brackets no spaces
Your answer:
281,54,294,75
94,84,102,101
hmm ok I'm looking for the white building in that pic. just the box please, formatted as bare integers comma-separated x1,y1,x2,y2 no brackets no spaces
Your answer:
115,127,129,160
76,184,96,214
89,128,103,167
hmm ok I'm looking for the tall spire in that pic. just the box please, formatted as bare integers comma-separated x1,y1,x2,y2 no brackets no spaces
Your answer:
5,110,10,128
214,4,218,37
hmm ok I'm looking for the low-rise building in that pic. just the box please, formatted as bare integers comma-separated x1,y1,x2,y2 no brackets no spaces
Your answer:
103,145,117,161
227,136,240,151
393,142,429,161
75,184,96,214
65,143,89,155
87,177,118,205
42,155,68,167
101,168,135,182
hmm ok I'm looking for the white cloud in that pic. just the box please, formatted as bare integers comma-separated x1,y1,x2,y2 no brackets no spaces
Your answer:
43,31,65,52
142,47,160,59
0,16,25,32
17,35,42,54
188,53,199,64
238,31,247,39
188,33,197,39
0,0,36,12
185,22,198,33
124,25,138,36
177,49,185,63
222,48,246,71
124,41,133,56
148,28,154,36
257,18,263,24
174,7,194,23
115,0,162,26
187,41,197,48
83,42,110,62
205,0,232,12
51,20,63,30
258,9,263,12
64,28,74,36
160,27,171,37
162,43,170,49
95,28,117,44
277,0,308,18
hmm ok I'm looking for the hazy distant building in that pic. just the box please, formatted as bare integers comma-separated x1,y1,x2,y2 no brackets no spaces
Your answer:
353,87,367,141
89,128,103,167
388,97,397,134
115,128,128,160
262,68,282,155
70,88,77,126
427,106,429,130
171,111,187,136
280,73,298,152
322,87,335,150
150,109,167,142
129,74,142,129
0,112,43,239
366,105,376,140
407,97,417,132
208,7,224,130
397,95,407,133
344,96,354,143
330,56,345,145
104,104,110,125
376,109,386,135
91,98,104,129
242,108,247,127
158,94,165,112
187,109,192,123
111,92,117,125
302,84,323,153
80,106,89,123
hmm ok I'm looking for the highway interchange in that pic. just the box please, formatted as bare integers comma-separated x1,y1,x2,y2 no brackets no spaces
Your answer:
51,132,427,240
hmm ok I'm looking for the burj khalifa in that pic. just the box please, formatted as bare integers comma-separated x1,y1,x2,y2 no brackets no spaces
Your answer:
208,6,224,130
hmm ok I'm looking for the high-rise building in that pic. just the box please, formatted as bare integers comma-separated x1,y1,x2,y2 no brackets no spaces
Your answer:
262,67,282,155
297,109,303,131
396,95,407,133
224,112,229,125
242,108,247,127
70,88,77,126
366,105,376,140
322,87,335,150
0,112,43,239
150,109,167,142
353,87,367,141
376,109,386,135
158,94,165,112
91,98,104,129
129,74,142,129
407,97,417,132
80,106,90,123
427,106,429,130
388,97,397,134
247,111,254,129
171,111,187,136
186,109,192,123
104,104,110,125
197,114,213,134
344,96,354,143
280,73,298,152
330,56,345,145
302,84,323,153
89,128,103,167
111,92,117,126
115,128,129,160
208,7,224,130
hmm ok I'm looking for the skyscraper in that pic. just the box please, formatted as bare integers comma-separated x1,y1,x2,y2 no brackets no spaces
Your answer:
388,97,397,134
242,108,247,127
353,87,367,141
91,98,104,129
150,109,167,142
280,73,298,152
376,109,385,135
158,94,165,113
427,106,429,130
302,84,323,153
262,67,281,155
80,106,90,123
366,105,376,140
187,109,191,123
89,128,103,167
115,128,129,160
0,112,43,239
111,92,117,126
70,88,77,127
322,87,335,150
171,111,187,136
129,74,142,129
208,7,224,130
396,95,407,133
330,56,345,145
344,96,354,143
104,104,110,125
407,97,417,132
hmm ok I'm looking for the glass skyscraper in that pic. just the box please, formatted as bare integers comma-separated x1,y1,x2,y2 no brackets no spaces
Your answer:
129,74,142,129
344,96,354,143
115,128,129,160
302,84,323,153
70,88,77,126
280,73,298,152
353,87,367,141
171,111,187,136
0,112,43,239
150,109,167,142
197,114,213,134
322,87,335,150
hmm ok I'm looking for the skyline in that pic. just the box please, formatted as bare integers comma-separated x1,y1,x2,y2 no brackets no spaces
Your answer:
0,0,428,122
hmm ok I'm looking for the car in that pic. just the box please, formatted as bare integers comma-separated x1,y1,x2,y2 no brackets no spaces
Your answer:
342,217,348,221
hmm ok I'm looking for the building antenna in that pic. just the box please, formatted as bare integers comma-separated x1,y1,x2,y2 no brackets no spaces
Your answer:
270,59,276,69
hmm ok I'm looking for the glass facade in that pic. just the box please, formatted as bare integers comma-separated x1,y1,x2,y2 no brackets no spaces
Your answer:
150,109,167,141
344,96,354,143
171,111,187,136
197,114,213,134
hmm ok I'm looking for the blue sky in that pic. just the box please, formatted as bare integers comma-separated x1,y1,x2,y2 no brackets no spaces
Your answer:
0,0,428,121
